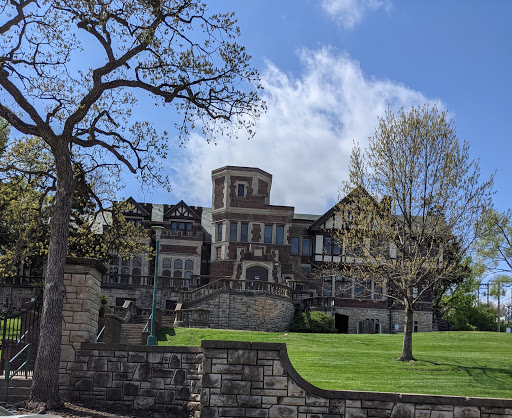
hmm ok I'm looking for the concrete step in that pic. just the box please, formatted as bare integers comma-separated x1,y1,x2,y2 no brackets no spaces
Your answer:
0,376,32,403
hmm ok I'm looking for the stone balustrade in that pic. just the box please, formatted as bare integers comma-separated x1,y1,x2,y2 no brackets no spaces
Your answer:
180,279,293,304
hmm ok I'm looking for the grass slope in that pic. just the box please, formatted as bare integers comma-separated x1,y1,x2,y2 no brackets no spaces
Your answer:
158,328,512,399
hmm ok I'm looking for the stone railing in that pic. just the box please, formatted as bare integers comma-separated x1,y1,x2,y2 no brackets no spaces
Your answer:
0,276,43,287
101,274,203,290
173,308,209,328
179,278,293,304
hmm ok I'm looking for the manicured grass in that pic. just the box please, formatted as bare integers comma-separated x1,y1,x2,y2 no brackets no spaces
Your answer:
157,328,512,399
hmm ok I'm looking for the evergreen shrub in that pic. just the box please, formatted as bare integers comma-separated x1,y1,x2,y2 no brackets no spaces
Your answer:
292,311,336,333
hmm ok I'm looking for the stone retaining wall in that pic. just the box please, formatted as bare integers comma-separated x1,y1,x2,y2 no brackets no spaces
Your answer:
65,341,512,418
197,341,512,418
186,291,295,332
62,343,203,417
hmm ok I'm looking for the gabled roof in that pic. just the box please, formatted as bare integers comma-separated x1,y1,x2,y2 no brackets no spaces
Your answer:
164,200,201,221
308,186,378,231
124,197,151,217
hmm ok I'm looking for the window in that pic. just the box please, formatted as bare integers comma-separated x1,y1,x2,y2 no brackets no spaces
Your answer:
133,256,142,267
187,223,193,231
173,270,182,278
291,237,299,255
412,287,418,298
174,259,183,270
216,246,222,259
217,223,223,241
132,268,141,276
171,222,178,234
121,257,130,267
237,184,245,197
162,269,171,277
374,283,383,299
240,223,248,242
323,236,340,255
302,238,311,255
414,320,419,333
121,267,130,284
264,225,273,243
352,238,364,257
276,226,284,244
185,260,194,270
163,258,172,269
354,282,363,298
230,223,238,241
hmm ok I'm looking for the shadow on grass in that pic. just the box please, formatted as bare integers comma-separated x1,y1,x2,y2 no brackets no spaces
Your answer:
413,358,512,390
157,327,175,341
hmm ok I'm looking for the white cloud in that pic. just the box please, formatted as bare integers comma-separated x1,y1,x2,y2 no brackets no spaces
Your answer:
321,0,390,29
170,48,430,214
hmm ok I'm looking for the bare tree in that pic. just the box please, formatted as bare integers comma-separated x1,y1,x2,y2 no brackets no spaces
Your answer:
332,103,493,361
0,0,263,408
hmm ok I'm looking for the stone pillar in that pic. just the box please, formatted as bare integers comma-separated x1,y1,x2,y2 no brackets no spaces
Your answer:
59,257,106,391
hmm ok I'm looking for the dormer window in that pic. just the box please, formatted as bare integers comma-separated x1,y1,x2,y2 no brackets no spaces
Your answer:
237,184,245,197
171,221,193,235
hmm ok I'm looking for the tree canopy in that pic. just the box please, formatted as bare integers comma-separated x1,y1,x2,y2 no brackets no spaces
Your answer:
333,103,493,361
1,0,263,408
474,208,512,274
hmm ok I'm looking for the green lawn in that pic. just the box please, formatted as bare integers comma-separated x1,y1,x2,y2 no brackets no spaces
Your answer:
158,328,512,399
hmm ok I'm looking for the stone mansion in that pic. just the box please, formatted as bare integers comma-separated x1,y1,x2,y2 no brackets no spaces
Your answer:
100,165,434,334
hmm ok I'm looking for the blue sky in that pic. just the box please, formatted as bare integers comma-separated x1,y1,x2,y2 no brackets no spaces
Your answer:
126,0,512,215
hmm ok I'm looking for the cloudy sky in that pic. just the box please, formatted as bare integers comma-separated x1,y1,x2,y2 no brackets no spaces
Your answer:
126,1,512,215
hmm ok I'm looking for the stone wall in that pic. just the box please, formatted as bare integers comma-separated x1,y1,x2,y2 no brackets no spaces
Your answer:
101,286,179,310
199,340,511,418
62,343,203,417
185,290,295,332
331,307,433,334
0,285,35,309
66,340,512,418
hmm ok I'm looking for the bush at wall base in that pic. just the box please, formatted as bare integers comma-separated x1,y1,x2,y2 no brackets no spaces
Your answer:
291,311,336,333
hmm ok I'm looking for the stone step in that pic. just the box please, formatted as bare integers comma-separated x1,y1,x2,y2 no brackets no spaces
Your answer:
120,323,145,345
0,377,32,403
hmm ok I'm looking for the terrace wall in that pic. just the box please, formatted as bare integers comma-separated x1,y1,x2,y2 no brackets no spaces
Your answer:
64,341,512,418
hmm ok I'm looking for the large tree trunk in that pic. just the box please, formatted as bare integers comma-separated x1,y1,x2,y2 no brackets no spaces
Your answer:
28,144,74,410
398,303,415,361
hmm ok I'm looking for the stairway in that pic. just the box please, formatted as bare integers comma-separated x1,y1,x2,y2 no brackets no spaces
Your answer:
121,314,150,344
0,376,32,403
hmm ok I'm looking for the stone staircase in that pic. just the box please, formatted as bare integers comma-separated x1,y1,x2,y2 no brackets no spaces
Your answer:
119,314,149,345
119,312,176,345
0,376,32,403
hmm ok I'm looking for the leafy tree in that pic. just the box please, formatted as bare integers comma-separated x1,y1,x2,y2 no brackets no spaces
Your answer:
1,1,263,407
334,103,493,361
474,209,512,274
1,135,148,278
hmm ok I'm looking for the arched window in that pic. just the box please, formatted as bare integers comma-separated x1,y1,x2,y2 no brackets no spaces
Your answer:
174,259,183,270
162,269,171,277
133,256,142,267
185,260,194,270
132,268,141,276
173,270,182,278
163,258,172,269
121,267,130,284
